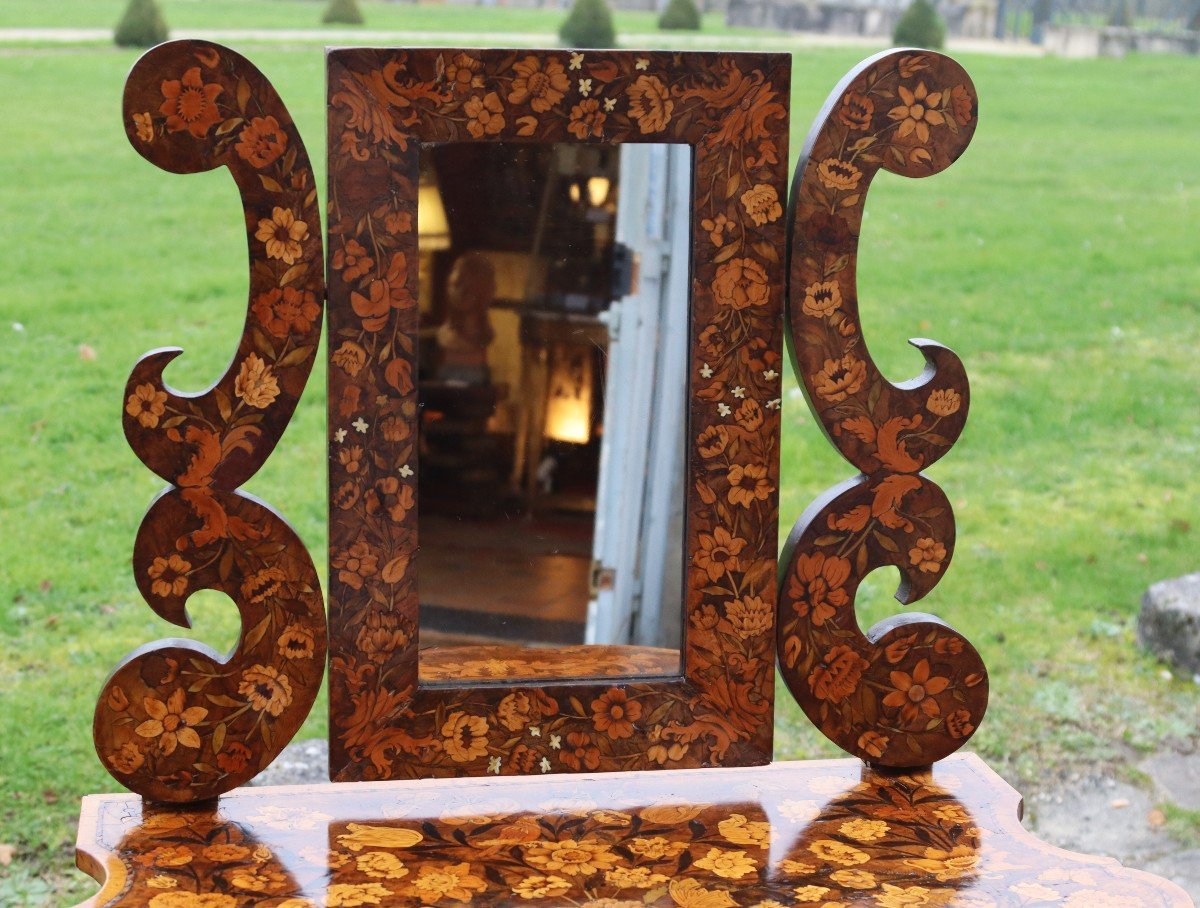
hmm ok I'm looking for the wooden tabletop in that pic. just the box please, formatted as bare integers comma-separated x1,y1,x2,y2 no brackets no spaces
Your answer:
74,752,1190,906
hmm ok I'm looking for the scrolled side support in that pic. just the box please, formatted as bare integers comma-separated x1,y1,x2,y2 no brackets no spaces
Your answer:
779,49,988,768
94,40,326,802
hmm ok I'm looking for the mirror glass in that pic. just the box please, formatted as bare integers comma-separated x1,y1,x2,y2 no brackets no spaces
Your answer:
414,141,690,685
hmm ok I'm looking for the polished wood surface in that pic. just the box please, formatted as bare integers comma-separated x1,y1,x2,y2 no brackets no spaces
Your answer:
326,48,791,781
779,49,988,768
73,753,1191,907
93,40,327,802
421,643,681,684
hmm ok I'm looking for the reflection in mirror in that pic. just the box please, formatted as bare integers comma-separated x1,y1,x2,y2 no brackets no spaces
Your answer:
414,141,690,684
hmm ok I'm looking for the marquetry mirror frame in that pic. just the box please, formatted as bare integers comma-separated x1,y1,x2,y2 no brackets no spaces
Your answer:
326,47,791,781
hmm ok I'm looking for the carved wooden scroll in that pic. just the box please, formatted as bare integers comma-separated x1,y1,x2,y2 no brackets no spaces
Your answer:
778,50,988,768
93,41,326,802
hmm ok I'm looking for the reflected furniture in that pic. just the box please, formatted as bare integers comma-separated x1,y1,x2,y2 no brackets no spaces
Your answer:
78,39,1191,907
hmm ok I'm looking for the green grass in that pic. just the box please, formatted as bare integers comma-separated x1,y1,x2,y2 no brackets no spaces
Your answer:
0,36,1198,908
0,0,746,37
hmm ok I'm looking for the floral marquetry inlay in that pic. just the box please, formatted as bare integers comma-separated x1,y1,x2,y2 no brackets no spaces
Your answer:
93,41,327,802
73,754,1191,906
779,49,988,768
326,48,791,782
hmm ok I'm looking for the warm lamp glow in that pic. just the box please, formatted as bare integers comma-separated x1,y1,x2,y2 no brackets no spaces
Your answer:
418,182,451,251
568,182,581,204
586,176,610,207
545,347,593,444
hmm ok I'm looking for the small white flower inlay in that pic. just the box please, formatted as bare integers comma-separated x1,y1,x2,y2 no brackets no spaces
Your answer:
540,757,552,773
763,369,779,381
731,386,746,399
603,97,616,112
549,734,562,750
569,52,584,70
334,428,347,443
635,58,649,70
488,756,502,774
578,78,593,96
717,403,732,417
529,726,541,737
766,398,782,410
700,363,713,379
399,463,414,478
352,417,369,433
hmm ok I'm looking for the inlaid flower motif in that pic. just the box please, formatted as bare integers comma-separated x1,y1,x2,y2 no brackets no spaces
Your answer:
356,610,409,662
216,741,253,773
147,554,191,598
561,731,601,770
234,353,280,408
831,868,878,889
712,257,769,310
108,741,145,774
839,818,890,843
255,207,308,265
908,537,947,573
464,92,505,137
801,280,842,319
508,56,570,112
905,844,978,882
808,645,869,703
888,82,945,143
239,663,294,716
627,75,673,133
669,878,737,908
524,839,619,876
875,883,935,907
252,286,319,338
278,624,316,659
331,340,367,377
326,882,391,907
235,115,288,168
626,836,688,861
356,851,409,880
512,874,573,899
808,838,870,867
133,111,154,143
813,354,867,402
568,98,606,139
149,893,236,908
726,596,772,638
718,813,770,847
792,886,830,902
159,67,223,138
740,183,782,225
817,157,862,192
333,540,378,590
135,689,207,755
926,388,961,416
445,53,485,93
241,566,286,603
441,711,489,762
787,552,850,626
838,90,874,130
693,848,757,880
333,238,374,281
694,527,746,581
727,463,773,507
605,866,669,889
946,707,975,739
882,659,950,725
591,688,642,739
736,398,764,431
126,382,168,429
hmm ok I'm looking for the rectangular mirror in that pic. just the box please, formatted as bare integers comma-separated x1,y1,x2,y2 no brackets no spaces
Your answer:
414,141,688,685
327,47,789,781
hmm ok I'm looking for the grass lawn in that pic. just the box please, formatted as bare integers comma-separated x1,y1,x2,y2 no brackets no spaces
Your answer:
0,0,745,36
0,34,1198,908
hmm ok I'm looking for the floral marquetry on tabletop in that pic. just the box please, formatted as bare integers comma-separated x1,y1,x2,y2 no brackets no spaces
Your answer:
73,754,1190,906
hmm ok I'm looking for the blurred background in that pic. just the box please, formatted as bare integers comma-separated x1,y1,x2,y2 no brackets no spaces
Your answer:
0,0,1197,903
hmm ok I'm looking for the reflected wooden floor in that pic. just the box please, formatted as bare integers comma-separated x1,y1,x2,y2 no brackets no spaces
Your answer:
74,753,1191,906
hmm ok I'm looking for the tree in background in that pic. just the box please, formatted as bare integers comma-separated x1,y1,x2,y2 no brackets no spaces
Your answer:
323,0,366,26
658,0,702,30
893,0,946,48
114,0,169,48
559,0,618,47
1108,0,1133,26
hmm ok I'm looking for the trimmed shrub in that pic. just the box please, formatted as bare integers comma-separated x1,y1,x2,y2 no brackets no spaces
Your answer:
658,0,702,30
323,0,365,26
559,0,618,48
892,0,946,49
113,0,169,48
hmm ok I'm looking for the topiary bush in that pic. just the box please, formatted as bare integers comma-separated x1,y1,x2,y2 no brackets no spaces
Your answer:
559,0,618,48
892,0,946,49
323,0,366,26
113,0,169,48
658,0,702,30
